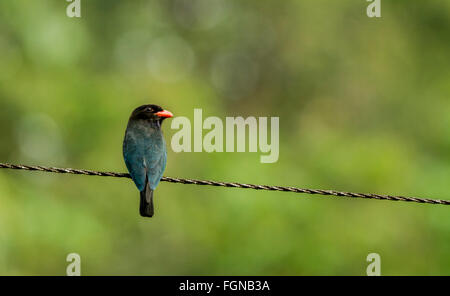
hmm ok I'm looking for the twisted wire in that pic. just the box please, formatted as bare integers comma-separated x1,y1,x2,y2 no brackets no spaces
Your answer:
0,162,449,205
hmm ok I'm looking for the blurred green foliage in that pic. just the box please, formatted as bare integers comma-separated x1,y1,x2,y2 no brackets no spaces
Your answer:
0,0,450,275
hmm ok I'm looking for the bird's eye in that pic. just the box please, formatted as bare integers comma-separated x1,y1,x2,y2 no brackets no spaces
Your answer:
146,108,152,112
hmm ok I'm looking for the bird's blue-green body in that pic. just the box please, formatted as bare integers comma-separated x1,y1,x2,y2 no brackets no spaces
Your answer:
123,119,167,191
123,104,172,217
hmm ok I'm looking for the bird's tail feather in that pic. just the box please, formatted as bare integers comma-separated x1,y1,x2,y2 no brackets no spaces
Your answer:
140,181,154,218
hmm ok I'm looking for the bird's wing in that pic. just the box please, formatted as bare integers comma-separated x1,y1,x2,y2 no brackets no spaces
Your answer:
123,137,147,191
145,145,167,190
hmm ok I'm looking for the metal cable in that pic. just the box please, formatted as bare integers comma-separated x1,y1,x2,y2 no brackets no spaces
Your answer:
0,162,449,205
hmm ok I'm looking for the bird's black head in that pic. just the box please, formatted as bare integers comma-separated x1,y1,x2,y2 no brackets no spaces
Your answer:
129,104,173,123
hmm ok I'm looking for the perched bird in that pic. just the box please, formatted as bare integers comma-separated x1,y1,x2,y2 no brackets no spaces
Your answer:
123,104,173,217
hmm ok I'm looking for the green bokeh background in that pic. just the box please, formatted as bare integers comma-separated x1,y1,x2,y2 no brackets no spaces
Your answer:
0,0,449,275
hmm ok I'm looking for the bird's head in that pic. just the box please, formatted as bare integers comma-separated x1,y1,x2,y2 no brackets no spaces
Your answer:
130,104,173,124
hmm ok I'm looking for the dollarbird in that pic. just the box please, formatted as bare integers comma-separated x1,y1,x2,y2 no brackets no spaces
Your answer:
123,104,173,217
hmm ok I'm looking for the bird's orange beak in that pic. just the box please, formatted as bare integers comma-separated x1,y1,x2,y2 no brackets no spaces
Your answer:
155,110,173,118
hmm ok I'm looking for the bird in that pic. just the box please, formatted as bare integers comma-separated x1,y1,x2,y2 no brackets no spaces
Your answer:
123,104,173,217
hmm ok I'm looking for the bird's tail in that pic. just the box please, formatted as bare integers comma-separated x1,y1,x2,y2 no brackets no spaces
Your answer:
140,181,154,218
